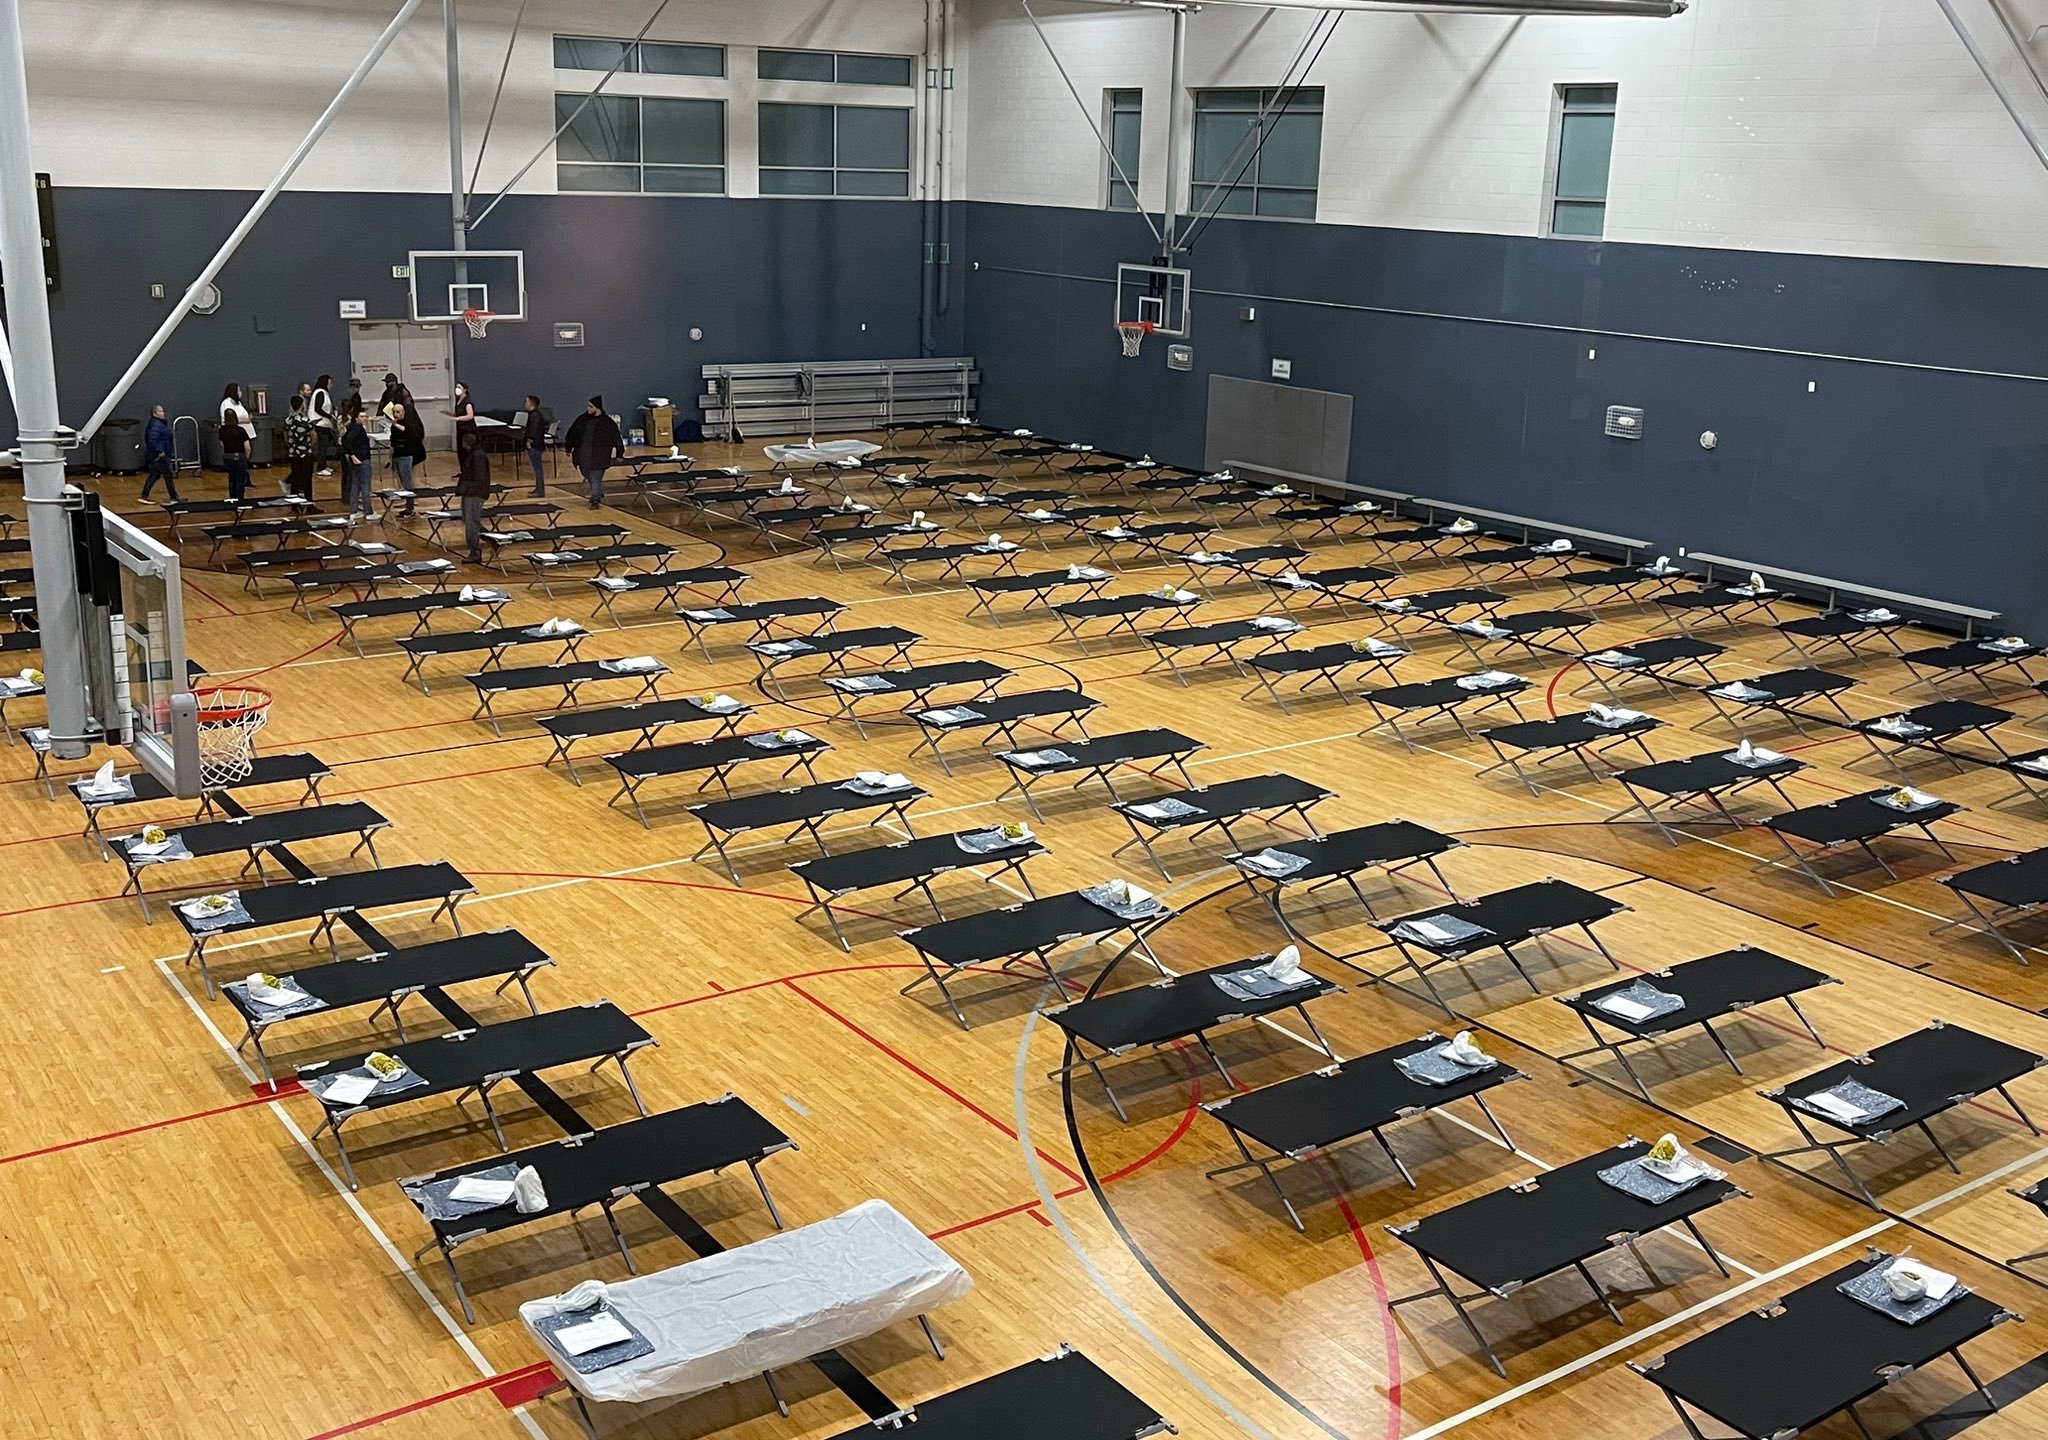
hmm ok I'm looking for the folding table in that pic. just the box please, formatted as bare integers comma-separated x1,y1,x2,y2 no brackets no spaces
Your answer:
1367,878,1629,1015
1111,773,1331,877
789,827,1046,950
404,1093,794,1322
1389,1139,1743,1376
687,777,926,882
607,729,829,824
898,887,1172,1028
1631,1249,2019,1438
535,694,751,784
824,1347,1172,1440
995,728,1205,817
1556,946,1839,1098
1938,847,2048,963
1759,787,1961,895
1758,1021,2044,1207
1204,1033,1525,1231
223,927,553,1084
298,1000,655,1189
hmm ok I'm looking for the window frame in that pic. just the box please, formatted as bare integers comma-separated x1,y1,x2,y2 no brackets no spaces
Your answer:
1544,83,1618,241
552,34,726,78
758,101,914,199
554,92,727,197
1104,88,1142,211
1188,86,1323,223
758,47,917,87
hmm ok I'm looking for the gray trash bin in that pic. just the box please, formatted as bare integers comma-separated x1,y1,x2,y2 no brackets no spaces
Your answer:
97,417,145,474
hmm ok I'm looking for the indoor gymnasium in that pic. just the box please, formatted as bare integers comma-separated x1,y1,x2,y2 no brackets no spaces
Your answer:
8,1,2048,1437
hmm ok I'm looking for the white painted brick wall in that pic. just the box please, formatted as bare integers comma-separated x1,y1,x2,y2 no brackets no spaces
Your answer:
960,0,2048,268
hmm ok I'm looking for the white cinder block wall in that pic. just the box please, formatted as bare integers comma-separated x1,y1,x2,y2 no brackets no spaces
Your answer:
960,0,2048,268
18,0,936,200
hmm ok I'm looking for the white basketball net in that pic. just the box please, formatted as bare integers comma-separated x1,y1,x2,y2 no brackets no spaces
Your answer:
461,308,496,340
1117,321,1152,358
195,688,271,788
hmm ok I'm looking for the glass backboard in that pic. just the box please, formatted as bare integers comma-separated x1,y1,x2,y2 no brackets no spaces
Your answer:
101,511,198,794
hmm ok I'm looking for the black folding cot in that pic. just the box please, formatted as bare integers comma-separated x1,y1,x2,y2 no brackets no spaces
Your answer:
822,659,1012,738
402,1093,794,1322
1358,672,1532,751
1110,773,1330,878
962,565,1114,625
464,657,668,733
1240,636,1411,712
108,800,390,921
1697,666,1856,736
535,694,752,784
1937,847,2048,963
1225,820,1464,959
789,827,1047,950
1365,878,1629,1015
995,728,1205,818
1555,946,1838,1099
396,622,587,694
330,587,511,656
1477,710,1663,794
607,728,829,825
907,688,1099,774
587,564,748,626
297,1000,655,1190
1607,746,1808,844
676,595,844,658
1203,1033,1525,1231
823,1346,1173,1440
687,776,927,882
1758,787,1961,896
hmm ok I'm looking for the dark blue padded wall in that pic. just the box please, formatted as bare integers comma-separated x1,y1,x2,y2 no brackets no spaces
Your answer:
0,187,940,441
959,201,2048,635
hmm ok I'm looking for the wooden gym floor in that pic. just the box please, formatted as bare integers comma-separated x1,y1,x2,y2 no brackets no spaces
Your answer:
5,439,2048,1440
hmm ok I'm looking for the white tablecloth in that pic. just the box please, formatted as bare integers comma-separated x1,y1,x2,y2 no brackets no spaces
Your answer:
521,1198,971,1405
762,439,880,466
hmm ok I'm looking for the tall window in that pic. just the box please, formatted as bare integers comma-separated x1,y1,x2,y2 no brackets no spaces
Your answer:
1549,85,1617,238
553,36,725,77
1190,88,1322,220
759,49,916,87
555,94,726,194
759,103,912,197
1105,89,1142,210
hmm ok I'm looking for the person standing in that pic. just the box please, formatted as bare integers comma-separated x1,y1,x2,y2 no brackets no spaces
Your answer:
521,394,547,496
442,381,478,452
141,405,180,501
340,402,374,520
454,429,491,565
387,400,427,493
283,394,316,499
563,395,624,509
219,408,252,502
310,373,337,477
219,382,252,435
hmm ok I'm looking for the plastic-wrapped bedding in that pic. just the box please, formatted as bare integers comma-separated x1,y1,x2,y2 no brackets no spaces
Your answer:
521,1199,972,1405
763,439,880,466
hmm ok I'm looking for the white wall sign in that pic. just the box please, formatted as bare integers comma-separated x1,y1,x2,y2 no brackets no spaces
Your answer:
1270,359,1293,381
338,299,367,319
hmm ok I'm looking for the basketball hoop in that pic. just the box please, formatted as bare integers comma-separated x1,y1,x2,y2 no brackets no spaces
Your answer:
460,307,497,340
193,683,272,787
1117,319,1154,358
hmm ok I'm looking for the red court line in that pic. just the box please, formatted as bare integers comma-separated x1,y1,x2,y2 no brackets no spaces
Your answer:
1313,1157,1404,1440
0,1091,281,1167
299,1361,554,1439
782,977,1089,1187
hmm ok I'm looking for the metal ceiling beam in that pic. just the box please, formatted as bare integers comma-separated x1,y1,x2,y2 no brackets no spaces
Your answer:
1087,0,1687,16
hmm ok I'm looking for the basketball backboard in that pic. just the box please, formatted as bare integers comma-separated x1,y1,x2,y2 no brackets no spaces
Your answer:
408,249,527,324
101,509,200,794
1115,261,1192,339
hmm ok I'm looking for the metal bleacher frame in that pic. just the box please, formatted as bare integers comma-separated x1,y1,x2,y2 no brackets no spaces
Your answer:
699,357,978,440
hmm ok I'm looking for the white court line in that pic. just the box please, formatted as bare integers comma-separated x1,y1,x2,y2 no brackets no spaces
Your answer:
153,956,550,1439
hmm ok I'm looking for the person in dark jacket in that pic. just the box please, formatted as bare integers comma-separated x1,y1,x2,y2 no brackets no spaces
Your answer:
521,394,547,496
141,404,179,501
282,393,316,499
387,401,427,491
219,412,252,502
454,430,492,564
340,406,374,519
563,395,624,508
